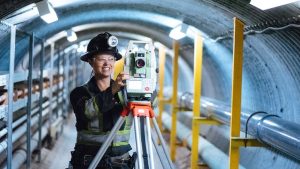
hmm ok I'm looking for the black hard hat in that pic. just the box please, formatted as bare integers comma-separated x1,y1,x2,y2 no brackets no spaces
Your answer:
80,32,122,62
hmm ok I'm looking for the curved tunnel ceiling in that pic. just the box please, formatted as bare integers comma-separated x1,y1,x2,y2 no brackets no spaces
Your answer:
1,1,300,168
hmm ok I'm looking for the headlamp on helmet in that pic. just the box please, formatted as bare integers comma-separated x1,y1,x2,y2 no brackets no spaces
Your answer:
108,36,118,47
80,32,122,62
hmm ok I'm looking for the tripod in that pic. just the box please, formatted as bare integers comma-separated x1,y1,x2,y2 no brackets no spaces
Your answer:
88,101,174,169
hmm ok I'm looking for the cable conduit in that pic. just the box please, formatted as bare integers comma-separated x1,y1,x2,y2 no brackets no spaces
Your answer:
174,92,300,161
2,126,48,169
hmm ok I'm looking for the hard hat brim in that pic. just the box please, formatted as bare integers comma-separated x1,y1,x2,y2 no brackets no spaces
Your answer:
80,51,122,62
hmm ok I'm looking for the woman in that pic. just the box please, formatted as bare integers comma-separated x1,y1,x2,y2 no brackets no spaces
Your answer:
69,32,135,169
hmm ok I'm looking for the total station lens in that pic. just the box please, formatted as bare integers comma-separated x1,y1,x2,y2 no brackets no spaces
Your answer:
136,59,145,68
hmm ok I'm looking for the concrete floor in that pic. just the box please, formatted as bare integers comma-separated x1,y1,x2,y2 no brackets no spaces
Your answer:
29,114,76,169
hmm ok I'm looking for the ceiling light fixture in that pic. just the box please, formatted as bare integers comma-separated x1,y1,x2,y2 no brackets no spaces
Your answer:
250,0,299,10
66,30,77,42
169,23,189,40
36,0,58,23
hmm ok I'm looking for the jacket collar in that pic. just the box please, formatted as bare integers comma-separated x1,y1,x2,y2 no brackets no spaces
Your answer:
86,76,114,94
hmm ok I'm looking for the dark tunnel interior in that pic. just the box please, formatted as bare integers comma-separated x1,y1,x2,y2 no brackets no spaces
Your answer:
0,0,300,168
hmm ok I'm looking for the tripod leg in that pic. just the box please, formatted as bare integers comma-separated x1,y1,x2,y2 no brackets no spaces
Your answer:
88,117,126,169
134,116,143,169
145,117,155,169
152,118,175,169
140,117,149,169
151,134,170,169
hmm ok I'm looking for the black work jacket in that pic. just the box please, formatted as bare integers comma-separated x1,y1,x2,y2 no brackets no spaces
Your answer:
69,76,131,156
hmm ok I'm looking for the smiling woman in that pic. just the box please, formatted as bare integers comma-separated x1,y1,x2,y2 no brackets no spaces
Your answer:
69,32,134,169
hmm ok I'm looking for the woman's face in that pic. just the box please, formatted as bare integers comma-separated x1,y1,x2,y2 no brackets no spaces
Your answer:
90,53,115,78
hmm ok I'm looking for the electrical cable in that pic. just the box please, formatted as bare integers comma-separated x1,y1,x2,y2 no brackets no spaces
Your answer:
245,23,300,34
244,111,267,147
212,23,300,42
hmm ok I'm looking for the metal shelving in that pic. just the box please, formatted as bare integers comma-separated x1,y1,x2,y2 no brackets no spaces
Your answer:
0,69,60,88
0,22,78,168
0,67,63,119
0,29,77,169
0,86,57,121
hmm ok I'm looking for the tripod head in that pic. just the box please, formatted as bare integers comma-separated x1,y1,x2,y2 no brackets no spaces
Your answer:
120,101,155,118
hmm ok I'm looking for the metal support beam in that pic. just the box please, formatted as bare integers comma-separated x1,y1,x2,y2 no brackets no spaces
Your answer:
231,138,264,147
49,43,54,125
7,23,16,169
191,34,203,169
63,49,70,117
174,107,191,112
57,48,61,117
170,41,179,161
38,41,44,162
159,98,172,104
26,33,34,168
194,117,222,125
158,45,166,131
75,53,79,86
229,17,244,169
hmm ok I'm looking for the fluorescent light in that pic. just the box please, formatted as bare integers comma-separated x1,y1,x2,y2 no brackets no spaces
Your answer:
3,4,39,25
77,45,86,53
169,23,188,40
36,0,58,23
250,0,299,10
66,30,77,42
40,7,58,23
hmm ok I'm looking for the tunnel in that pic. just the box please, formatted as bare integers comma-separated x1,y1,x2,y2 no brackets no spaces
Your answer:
0,0,300,168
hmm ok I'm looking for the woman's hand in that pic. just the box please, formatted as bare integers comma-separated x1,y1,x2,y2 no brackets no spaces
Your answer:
112,72,129,95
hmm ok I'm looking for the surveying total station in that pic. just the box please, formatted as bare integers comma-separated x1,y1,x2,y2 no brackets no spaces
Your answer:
88,41,174,169
123,41,157,102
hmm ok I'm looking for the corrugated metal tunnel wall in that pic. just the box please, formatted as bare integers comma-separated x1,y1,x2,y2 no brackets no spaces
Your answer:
0,0,300,168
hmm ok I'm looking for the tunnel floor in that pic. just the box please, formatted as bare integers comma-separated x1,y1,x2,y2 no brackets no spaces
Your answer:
25,114,76,169
18,114,210,169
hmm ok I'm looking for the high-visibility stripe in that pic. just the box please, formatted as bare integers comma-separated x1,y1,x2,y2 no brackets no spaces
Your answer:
117,129,131,135
113,141,130,147
84,98,98,119
118,91,125,106
77,131,130,144
83,84,103,132
124,115,133,130
77,140,130,147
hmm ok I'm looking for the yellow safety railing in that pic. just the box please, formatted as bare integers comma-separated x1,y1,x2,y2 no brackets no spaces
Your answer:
170,40,179,161
157,17,265,169
158,41,190,161
191,33,203,169
190,33,222,169
190,18,264,168
228,17,264,169
229,17,244,169
158,45,171,131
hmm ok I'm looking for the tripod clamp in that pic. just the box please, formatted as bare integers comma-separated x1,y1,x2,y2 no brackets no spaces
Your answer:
121,102,155,118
